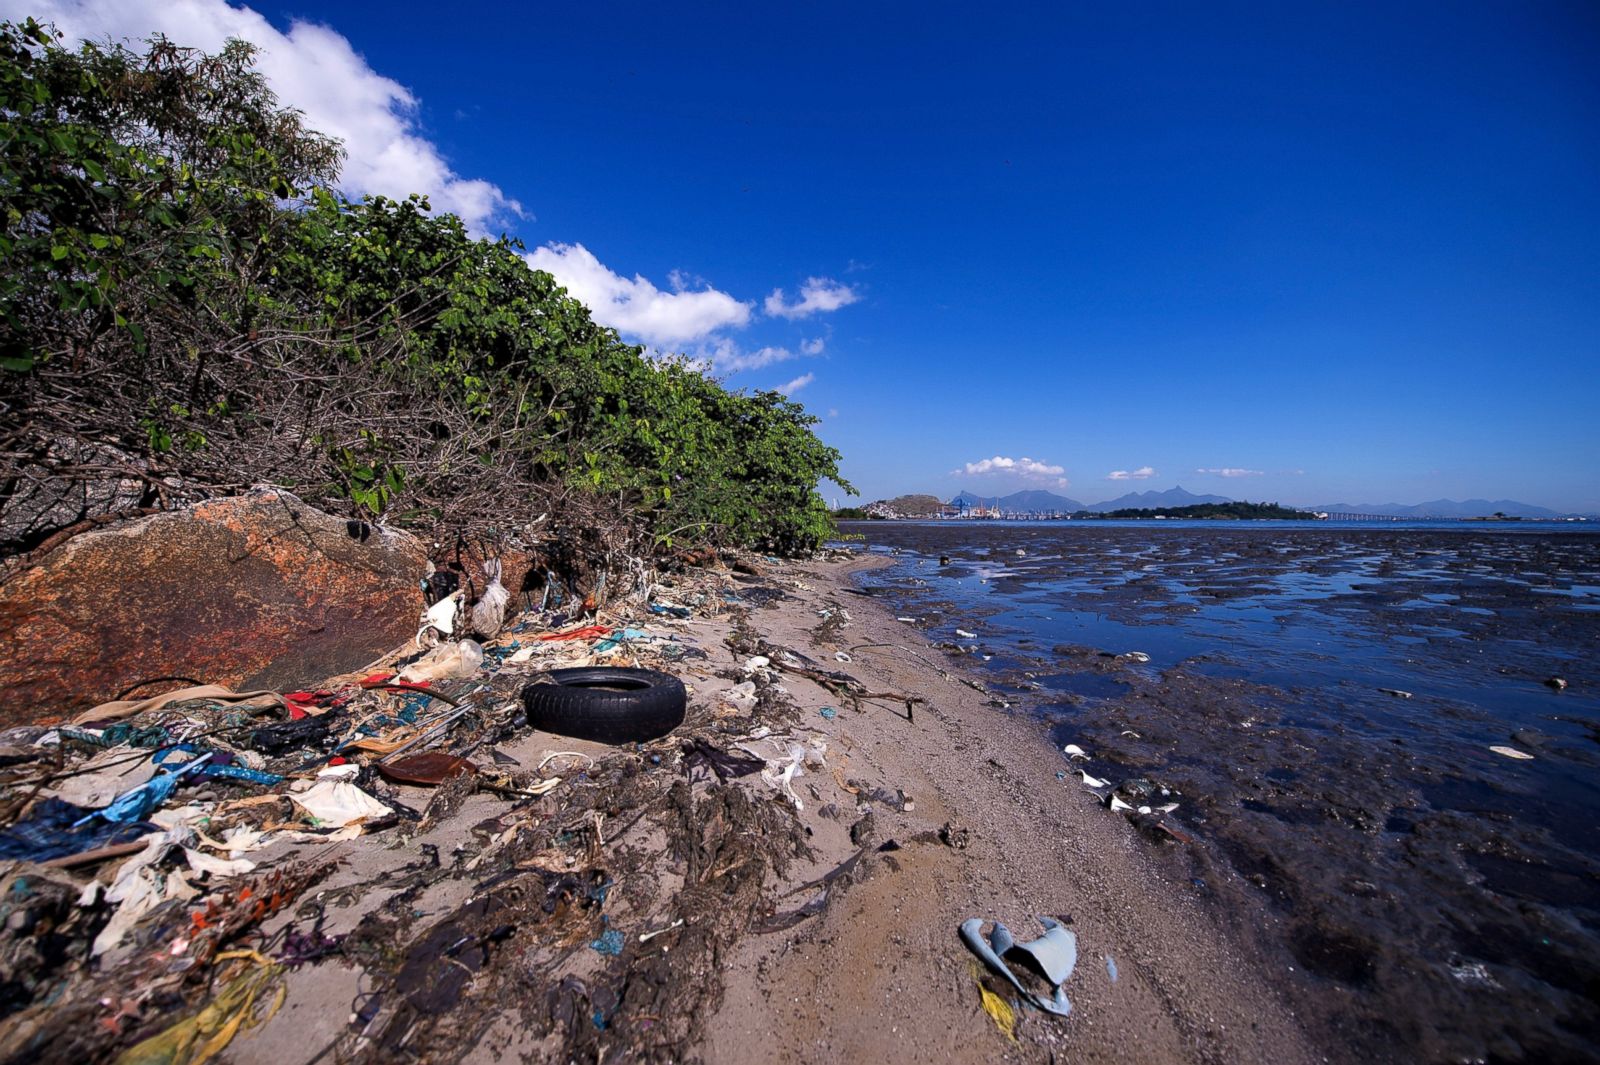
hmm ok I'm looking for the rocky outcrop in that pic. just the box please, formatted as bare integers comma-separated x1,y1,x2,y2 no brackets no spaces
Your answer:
0,490,427,726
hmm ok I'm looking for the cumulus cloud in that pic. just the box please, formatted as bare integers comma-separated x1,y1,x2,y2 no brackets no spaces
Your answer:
952,456,1069,489
1195,467,1264,478
526,243,752,347
779,372,814,395
18,0,522,234
800,337,826,355
1107,466,1157,481
764,277,859,319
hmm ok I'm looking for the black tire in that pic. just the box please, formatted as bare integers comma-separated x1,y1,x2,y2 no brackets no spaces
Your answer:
522,667,687,744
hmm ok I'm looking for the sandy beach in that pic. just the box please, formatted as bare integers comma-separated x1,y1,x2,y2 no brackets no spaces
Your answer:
202,552,1325,1064
700,555,1320,1065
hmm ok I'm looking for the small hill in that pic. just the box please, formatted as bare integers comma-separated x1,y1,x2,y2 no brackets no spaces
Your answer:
864,494,950,518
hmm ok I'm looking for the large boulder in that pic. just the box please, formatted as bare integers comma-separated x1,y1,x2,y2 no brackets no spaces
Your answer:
0,490,427,726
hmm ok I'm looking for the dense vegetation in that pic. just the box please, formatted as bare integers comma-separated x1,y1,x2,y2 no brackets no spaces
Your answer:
1085,502,1315,520
0,20,851,564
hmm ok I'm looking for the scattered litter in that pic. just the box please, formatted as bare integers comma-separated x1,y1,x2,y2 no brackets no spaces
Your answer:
834,651,852,663
721,681,759,713
1107,795,1133,813
975,976,1019,1044
1117,651,1151,663
292,779,391,828
1106,955,1119,983
377,752,479,786
1489,745,1534,760
639,919,684,943
1379,688,1413,699
1081,770,1109,789
682,738,766,782
956,629,977,639
418,589,464,645
399,639,485,682
959,916,1077,1017
819,707,838,720
897,616,916,623
590,927,625,956
471,558,510,638
1063,744,1088,760
1545,677,1568,691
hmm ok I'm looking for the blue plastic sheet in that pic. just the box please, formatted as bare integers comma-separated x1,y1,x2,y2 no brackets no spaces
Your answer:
0,798,157,862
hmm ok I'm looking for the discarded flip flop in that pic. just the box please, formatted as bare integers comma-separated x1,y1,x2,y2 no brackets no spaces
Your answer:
959,916,1077,1017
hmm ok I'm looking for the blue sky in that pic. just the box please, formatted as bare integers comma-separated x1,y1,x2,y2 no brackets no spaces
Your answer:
19,1,1600,510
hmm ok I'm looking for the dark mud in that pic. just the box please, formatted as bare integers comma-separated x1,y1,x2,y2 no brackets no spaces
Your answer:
843,522,1600,1064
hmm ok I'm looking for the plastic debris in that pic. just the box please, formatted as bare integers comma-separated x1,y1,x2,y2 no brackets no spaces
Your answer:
0,797,157,863
419,588,464,643
1489,745,1534,760
78,752,211,826
377,752,479,785
1063,744,1088,760
399,639,484,683
959,916,1078,1017
1379,688,1414,699
721,681,759,713
1081,770,1109,789
292,779,391,828
819,707,838,720
956,629,977,639
590,928,625,956
976,978,1019,1044
471,558,510,638
1106,955,1119,983
115,948,285,1064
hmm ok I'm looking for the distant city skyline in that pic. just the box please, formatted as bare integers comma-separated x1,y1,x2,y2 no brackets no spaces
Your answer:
18,0,1599,512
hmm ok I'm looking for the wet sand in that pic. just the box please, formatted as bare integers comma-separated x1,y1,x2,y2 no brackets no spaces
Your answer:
704,555,1321,1064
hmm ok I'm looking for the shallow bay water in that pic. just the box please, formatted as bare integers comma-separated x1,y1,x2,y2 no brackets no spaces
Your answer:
839,520,1600,1063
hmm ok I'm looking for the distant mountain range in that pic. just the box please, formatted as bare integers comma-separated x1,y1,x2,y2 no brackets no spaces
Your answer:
944,488,1590,519
1314,499,1569,519
951,489,1087,511
951,485,1231,512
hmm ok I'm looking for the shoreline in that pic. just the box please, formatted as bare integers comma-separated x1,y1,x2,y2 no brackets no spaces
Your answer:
4,549,1324,1064
703,554,1322,1064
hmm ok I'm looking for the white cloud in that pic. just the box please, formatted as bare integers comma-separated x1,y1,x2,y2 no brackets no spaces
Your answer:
953,455,1069,489
778,372,814,395
1195,467,1264,478
710,342,798,373
764,277,859,319
800,337,826,355
526,243,752,347
18,0,522,234
1107,466,1157,481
